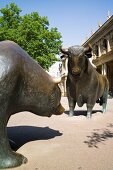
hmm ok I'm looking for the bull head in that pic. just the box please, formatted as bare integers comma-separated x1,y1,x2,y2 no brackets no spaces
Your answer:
60,44,92,77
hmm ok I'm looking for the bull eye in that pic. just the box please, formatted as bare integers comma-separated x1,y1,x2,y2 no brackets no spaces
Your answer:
68,56,73,62
68,54,71,58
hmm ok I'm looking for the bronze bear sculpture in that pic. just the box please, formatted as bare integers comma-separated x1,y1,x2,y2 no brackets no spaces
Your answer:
0,40,64,168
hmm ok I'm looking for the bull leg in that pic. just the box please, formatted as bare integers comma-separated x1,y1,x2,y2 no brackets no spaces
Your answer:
102,103,107,113
66,86,76,116
86,104,94,119
101,87,108,113
0,114,27,168
99,96,107,113
68,98,76,117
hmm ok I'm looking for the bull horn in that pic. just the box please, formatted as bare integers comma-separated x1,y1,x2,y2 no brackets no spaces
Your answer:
84,44,92,53
84,44,92,58
53,77,61,84
60,47,69,55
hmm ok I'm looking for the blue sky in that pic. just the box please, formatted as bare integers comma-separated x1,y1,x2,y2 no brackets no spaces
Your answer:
0,0,113,47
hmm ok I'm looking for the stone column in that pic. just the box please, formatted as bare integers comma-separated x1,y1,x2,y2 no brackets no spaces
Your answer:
64,77,67,96
107,36,111,52
61,58,68,96
61,58,68,77
98,42,101,57
64,58,68,96
102,63,107,75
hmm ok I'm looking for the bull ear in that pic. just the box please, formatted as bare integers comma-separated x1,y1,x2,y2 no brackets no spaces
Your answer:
60,54,68,59
60,47,69,55
84,44,92,58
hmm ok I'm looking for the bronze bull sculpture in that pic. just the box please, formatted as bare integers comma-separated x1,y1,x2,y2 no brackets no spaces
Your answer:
61,45,109,118
0,40,64,169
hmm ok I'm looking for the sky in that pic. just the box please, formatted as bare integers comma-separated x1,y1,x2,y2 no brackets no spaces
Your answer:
0,0,113,48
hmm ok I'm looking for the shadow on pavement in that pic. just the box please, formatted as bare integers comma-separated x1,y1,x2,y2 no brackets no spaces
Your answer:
7,126,62,151
84,126,113,148
64,110,102,117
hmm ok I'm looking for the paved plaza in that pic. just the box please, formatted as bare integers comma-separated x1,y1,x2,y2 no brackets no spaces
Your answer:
7,97,113,170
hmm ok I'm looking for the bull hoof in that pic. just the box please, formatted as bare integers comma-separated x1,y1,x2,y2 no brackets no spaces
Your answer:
0,152,28,169
87,115,91,119
102,108,106,113
69,112,74,117
87,114,92,119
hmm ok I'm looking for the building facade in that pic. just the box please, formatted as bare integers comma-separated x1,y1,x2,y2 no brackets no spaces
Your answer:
60,15,113,96
83,15,113,96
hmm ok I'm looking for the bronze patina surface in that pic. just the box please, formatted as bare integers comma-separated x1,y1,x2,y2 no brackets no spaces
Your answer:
61,45,109,118
0,40,64,168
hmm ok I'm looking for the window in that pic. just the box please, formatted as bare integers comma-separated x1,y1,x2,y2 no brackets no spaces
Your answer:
95,45,99,57
102,39,107,51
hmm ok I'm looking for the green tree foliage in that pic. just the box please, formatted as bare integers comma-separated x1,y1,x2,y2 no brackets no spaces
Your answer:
0,3,62,69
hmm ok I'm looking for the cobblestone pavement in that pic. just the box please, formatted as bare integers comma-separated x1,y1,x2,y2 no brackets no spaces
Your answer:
7,97,113,170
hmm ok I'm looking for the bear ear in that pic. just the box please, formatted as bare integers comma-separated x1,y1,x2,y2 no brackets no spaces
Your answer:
84,44,92,58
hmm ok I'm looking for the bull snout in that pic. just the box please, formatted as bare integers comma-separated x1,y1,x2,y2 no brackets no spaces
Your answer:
72,67,81,75
54,104,65,115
